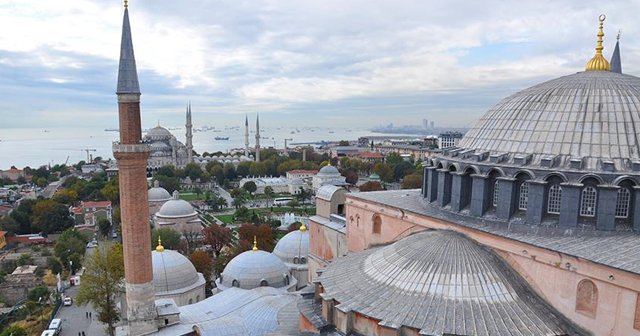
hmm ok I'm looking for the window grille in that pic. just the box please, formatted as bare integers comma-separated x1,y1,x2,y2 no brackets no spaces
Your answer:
492,180,500,207
518,182,529,210
615,188,631,218
547,185,562,214
580,186,597,217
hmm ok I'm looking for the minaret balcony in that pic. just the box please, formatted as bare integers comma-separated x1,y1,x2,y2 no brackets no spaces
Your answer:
113,142,151,153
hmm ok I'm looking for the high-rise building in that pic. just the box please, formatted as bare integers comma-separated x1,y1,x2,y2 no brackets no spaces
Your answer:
112,2,157,334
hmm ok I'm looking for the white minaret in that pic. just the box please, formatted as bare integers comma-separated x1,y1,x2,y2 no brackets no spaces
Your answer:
186,102,193,164
255,114,261,162
244,115,249,157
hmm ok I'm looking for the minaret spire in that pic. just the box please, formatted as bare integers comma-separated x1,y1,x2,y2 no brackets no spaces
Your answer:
585,14,611,71
255,114,261,162
113,3,158,334
244,115,250,157
186,102,193,164
610,30,622,74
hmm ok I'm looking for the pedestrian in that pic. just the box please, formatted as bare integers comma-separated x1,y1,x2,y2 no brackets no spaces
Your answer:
85,311,88,318
82,332,85,336
78,332,81,336
89,311,92,319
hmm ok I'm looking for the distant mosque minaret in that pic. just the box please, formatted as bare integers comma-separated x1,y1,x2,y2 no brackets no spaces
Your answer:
255,114,261,162
185,102,193,164
244,115,250,157
113,1,158,334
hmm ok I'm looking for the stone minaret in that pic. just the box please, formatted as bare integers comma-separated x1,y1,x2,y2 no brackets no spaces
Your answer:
112,3,157,335
255,114,261,162
186,102,193,163
244,115,249,157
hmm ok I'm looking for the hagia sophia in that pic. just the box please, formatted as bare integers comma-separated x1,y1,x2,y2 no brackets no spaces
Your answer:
111,2,640,336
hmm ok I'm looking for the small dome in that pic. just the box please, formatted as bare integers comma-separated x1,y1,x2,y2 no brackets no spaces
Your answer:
318,165,340,176
220,249,291,290
368,173,381,180
145,125,173,140
157,195,196,218
152,249,200,293
148,186,171,202
273,229,309,264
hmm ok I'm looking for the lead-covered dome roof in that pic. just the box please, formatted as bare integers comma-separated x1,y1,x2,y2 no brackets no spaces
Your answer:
145,125,173,140
273,229,309,264
219,249,292,290
157,192,196,218
152,249,202,293
459,71,640,171
318,165,340,176
148,186,171,202
318,230,581,335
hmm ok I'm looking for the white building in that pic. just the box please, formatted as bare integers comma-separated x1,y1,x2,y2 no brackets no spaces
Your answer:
239,176,310,195
311,165,347,191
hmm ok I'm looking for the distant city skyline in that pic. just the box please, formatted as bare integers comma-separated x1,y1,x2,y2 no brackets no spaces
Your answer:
0,0,638,129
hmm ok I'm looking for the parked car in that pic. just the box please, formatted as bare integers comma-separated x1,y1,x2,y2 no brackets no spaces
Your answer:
63,297,73,306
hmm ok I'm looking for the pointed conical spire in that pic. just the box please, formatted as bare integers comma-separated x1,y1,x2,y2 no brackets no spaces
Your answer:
116,4,141,94
610,31,622,74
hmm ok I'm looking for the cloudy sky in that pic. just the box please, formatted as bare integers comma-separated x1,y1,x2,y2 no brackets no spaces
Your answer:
0,0,638,130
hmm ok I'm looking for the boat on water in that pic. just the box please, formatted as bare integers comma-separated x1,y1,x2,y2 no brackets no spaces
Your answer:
214,136,230,140
104,128,120,132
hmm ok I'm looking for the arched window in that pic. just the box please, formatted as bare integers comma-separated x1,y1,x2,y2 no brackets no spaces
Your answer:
518,181,529,210
300,257,307,264
547,184,562,214
576,279,598,317
196,295,200,302
260,279,269,287
616,188,631,218
188,299,193,305
492,180,500,207
232,279,240,287
293,257,299,264
372,215,382,234
580,186,597,217
284,275,290,286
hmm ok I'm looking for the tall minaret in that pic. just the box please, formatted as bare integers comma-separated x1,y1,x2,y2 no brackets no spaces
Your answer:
186,102,193,163
112,2,157,335
244,115,249,157
255,114,261,162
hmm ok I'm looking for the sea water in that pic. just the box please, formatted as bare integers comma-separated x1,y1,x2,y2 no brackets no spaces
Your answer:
0,126,412,169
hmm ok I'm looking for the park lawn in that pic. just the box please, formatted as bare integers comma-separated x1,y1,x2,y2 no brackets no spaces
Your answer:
254,206,316,215
215,214,235,224
179,193,203,201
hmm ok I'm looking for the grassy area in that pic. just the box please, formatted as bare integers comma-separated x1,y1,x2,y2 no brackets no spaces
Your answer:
254,206,316,215
179,192,204,201
251,193,292,200
215,214,235,224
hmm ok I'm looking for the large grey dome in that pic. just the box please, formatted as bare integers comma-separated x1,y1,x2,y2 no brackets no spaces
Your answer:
152,249,202,293
318,230,581,335
460,71,640,171
218,249,293,290
157,199,196,218
318,165,340,176
272,229,309,264
145,125,172,140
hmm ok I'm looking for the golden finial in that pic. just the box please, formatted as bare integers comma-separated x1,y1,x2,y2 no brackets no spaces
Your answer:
124,0,128,8
156,236,164,252
299,223,307,232
585,14,611,71
252,236,258,251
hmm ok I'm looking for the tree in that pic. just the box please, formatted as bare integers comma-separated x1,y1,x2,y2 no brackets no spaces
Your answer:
98,218,112,237
263,186,274,198
402,174,423,189
243,181,257,194
385,152,403,168
76,244,124,336
236,161,252,177
202,225,232,258
31,199,74,234
16,253,33,266
0,216,19,235
190,251,213,283
54,229,86,273
27,286,49,302
101,178,120,204
296,187,312,204
372,162,394,183
156,165,177,178
249,162,267,177
238,223,275,252
183,162,204,181
359,181,384,192
338,140,350,146
151,228,182,250
181,229,202,255
0,325,27,336
394,160,415,181
343,169,359,185
47,257,63,275
53,188,79,204
154,175,180,194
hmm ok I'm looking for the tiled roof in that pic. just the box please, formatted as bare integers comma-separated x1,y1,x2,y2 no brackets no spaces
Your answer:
350,190,640,276
81,201,112,209
318,230,583,336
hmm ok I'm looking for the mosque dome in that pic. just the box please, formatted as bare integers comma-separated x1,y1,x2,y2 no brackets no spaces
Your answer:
157,192,196,218
152,248,200,293
318,230,580,335
272,228,309,264
219,248,292,290
459,71,640,171
146,125,173,140
318,165,340,176
148,186,171,202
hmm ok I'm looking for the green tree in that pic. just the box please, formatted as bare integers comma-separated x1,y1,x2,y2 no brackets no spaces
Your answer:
156,165,177,177
263,186,274,198
243,181,257,194
372,162,394,183
338,140,350,146
98,218,112,237
183,162,204,181
402,174,423,189
0,216,19,235
154,175,180,194
53,229,86,273
249,162,267,177
47,257,63,275
151,228,182,250
16,253,33,266
236,161,252,177
76,244,125,336
31,199,74,233
27,286,49,302
101,177,120,204
385,152,403,168
359,181,384,192
0,325,27,336
53,188,79,204
394,160,415,181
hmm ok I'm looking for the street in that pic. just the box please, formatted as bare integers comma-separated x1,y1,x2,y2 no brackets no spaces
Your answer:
56,285,106,336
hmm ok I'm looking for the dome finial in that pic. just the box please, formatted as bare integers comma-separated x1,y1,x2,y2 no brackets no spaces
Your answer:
252,236,258,251
124,0,128,8
156,236,164,252
299,223,307,232
585,14,611,71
